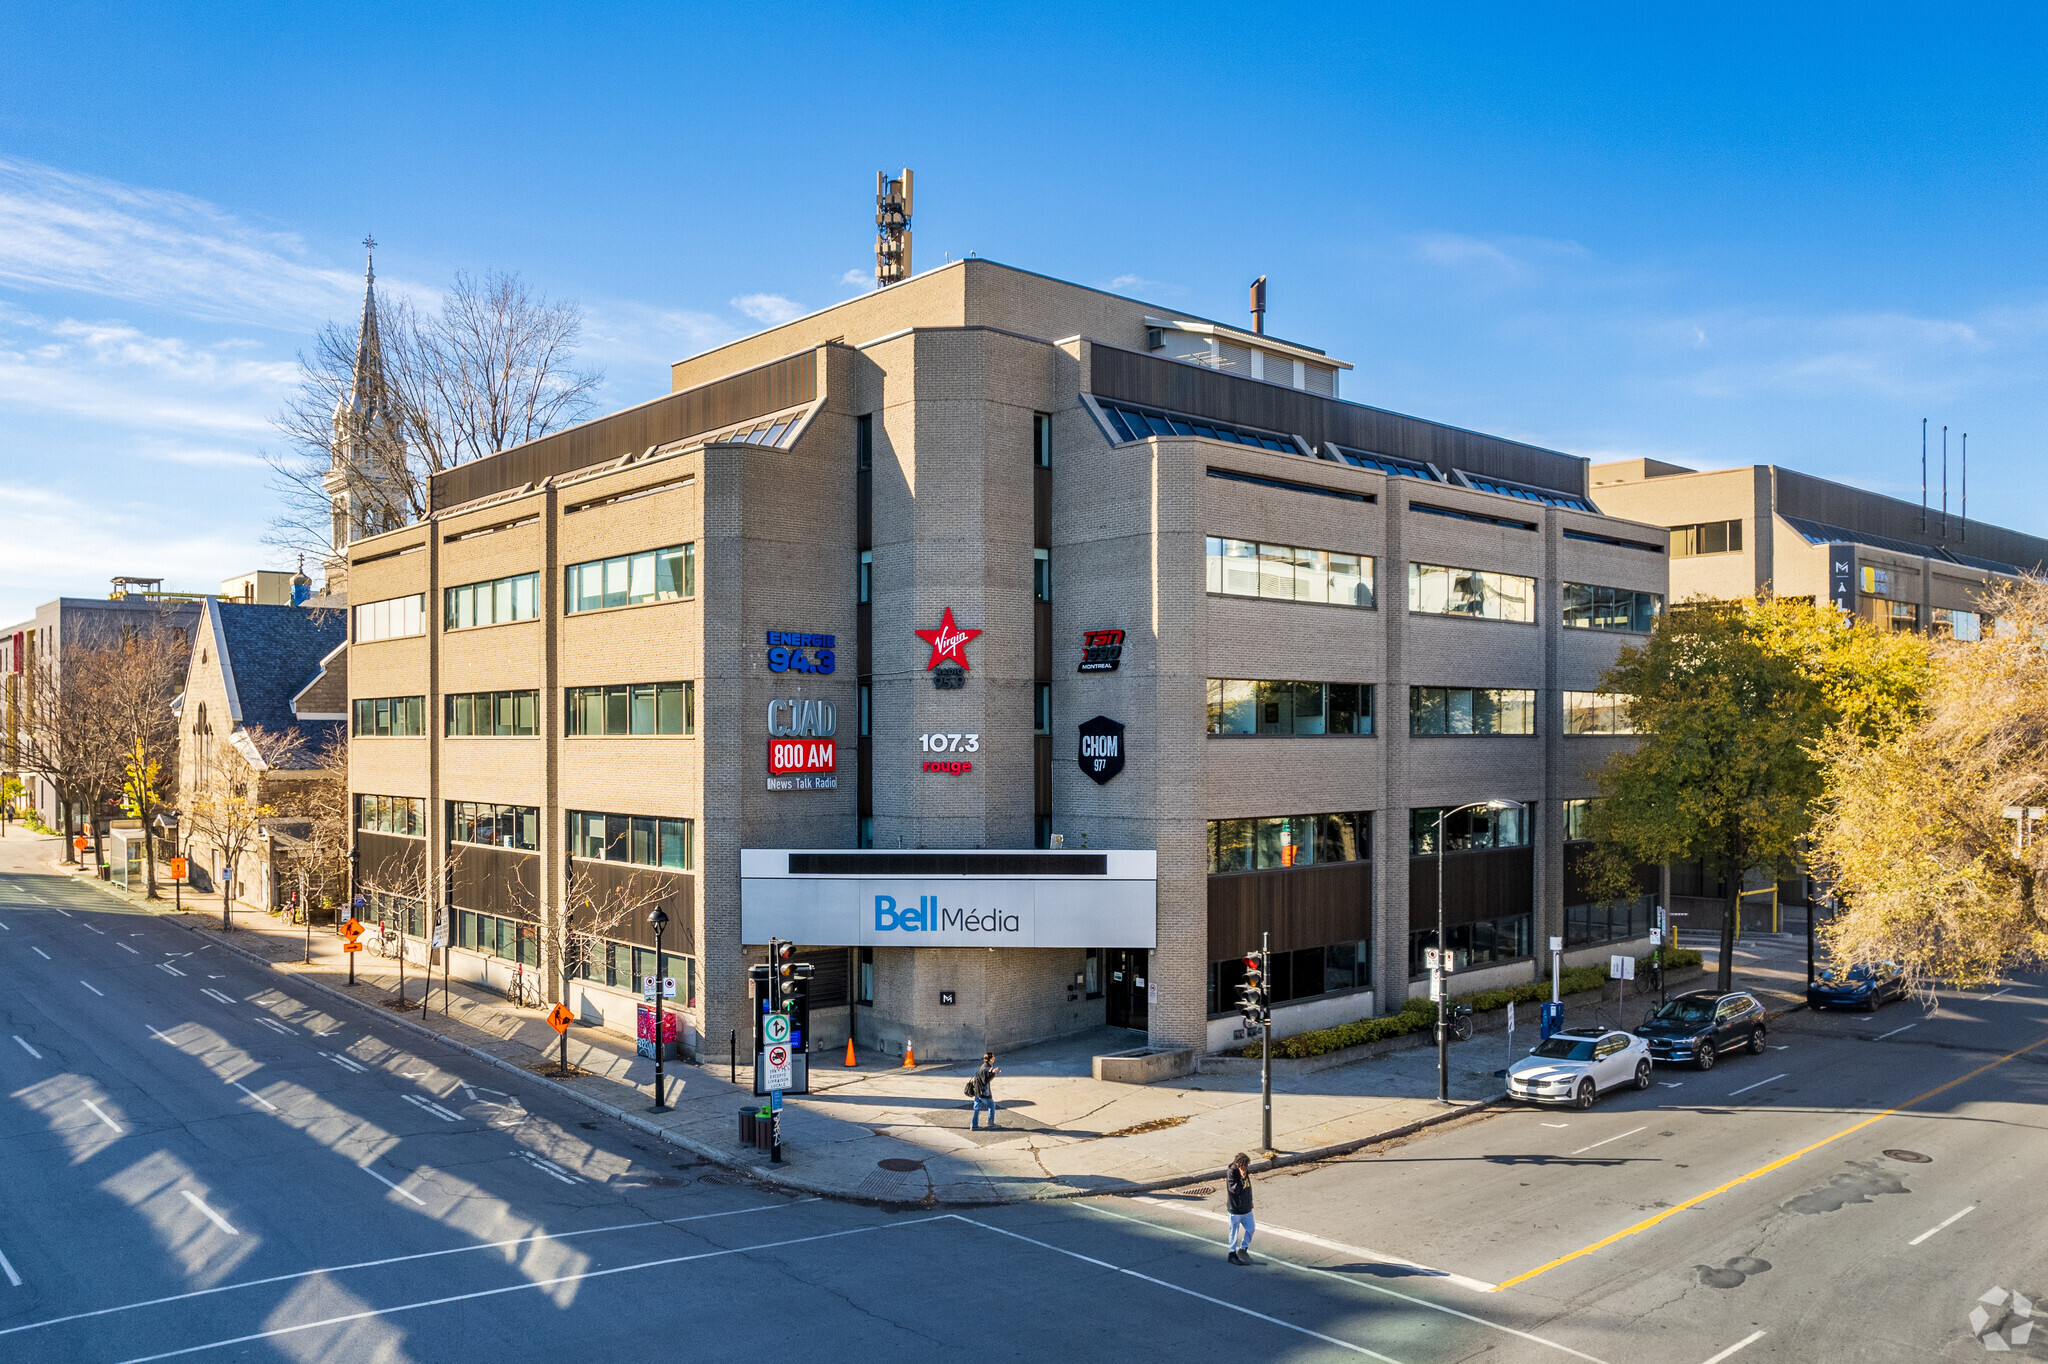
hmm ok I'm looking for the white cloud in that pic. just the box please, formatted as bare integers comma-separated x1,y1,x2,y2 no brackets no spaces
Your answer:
0,479,254,611
578,299,736,377
0,155,381,329
841,268,870,290
730,293,805,326
0,306,295,436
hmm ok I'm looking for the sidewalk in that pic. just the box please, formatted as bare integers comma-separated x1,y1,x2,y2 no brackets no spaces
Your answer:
34,840,1787,1205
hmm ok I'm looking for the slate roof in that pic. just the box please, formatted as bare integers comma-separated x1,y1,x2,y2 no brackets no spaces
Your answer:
214,602,348,769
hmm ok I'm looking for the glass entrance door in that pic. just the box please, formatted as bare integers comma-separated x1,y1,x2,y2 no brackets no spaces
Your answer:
1104,948,1149,1031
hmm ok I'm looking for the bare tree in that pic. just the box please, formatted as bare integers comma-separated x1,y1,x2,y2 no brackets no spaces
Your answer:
267,738,352,920
12,647,106,865
267,269,604,562
183,727,293,930
72,613,189,895
549,862,680,1074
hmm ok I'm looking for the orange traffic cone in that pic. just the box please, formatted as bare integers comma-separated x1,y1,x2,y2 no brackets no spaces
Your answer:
902,1038,916,1068
844,1037,857,1067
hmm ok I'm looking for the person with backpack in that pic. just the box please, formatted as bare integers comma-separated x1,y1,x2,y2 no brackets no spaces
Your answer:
1226,1152,1255,1264
967,1052,1000,1130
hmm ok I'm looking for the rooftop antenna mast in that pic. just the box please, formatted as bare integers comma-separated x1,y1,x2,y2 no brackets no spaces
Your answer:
1249,275,1267,335
875,169,913,289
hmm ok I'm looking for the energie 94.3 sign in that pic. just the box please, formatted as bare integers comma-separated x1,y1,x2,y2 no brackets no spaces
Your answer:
766,631,835,674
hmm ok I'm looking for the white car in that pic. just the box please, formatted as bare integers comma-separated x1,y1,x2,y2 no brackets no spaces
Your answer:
1506,1030,1652,1108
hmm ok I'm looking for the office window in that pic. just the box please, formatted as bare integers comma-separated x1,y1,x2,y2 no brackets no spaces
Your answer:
857,947,874,1005
857,550,872,604
856,413,873,472
354,594,426,642
1409,916,1534,976
1210,939,1371,1014
1563,691,1636,735
447,801,539,851
1932,608,1982,641
1034,548,1052,602
356,794,425,836
858,684,871,738
1205,537,1373,608
1669,520,1743,557
444,572,539,630
1033,411,1052,467
1408,687,1536,736
565,682,695,736
1034,682,1051,735
444,690,539,737
1886,601,1919,633
1407,564,1535,621
352,695,425,738
1409,804,1530,855
1561,583,1662,632
1208,811,1371,873
565,543,694,613
1564,897,1655,950
1563,797,1601,842
1206,680,1374,736
567,809,694,871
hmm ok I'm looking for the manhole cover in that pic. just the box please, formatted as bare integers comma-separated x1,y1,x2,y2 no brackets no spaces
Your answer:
877,1158,926,1172
1883,1149,1932,1164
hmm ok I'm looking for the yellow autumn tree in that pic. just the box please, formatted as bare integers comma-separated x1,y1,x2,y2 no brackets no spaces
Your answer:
1811,578,2048,988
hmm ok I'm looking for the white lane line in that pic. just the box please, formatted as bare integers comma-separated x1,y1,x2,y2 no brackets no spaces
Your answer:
360,1164,427,1205
230,1082,278,1112
1724,1072,1789,1098
110,1218,945,1364
49,907,69,917
0,1201,817,1340
322,1051,368,1074
1768,1045,1790,1051
1134,1196,1494,1293
13,1036,41,1059
1908,1205,1975,1246
157,963,185,977
400,1093,460,1123
179,1190,238,1236
30,946,49,960
1988,988,2013,999
146,1025,176,1044
964,1214,1401,1360
81,1099,121,1133
79,980,104,997
1082,1205,1609,1363
1876,1023,1917,1041
117,942,140,955
1698,1329,1766,1364
253,1017,295,1037
518,1151,581,1185
1541,1122,1569,1128
79,923,104,935
0,919,9,929
1658,1081,1685,1089
1570,1126,1646,1156
0,1246,18,1287
200,988,237,1005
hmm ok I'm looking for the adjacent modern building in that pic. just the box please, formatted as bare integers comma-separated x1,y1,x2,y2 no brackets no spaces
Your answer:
346,258,1672,1063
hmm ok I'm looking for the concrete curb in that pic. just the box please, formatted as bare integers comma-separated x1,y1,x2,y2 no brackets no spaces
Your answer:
118,890,1513,1208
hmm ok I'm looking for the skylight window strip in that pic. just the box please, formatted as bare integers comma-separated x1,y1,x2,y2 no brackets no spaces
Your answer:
1097,400,1301,453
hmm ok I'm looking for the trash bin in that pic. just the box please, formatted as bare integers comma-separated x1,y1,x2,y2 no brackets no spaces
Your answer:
739,1108,757,1144
755,1107,774,1150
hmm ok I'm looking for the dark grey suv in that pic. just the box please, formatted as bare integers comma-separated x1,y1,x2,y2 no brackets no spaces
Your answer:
1634,991,1767,1070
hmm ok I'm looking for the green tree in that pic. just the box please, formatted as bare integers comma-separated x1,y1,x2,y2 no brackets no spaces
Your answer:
1585,595,1930,991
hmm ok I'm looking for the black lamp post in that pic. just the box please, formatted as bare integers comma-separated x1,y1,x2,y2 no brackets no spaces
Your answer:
648,905,670,1111
1434,798,1524,1106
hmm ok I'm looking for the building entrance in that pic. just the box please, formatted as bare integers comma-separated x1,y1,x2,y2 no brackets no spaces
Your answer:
1104,948,1149,1031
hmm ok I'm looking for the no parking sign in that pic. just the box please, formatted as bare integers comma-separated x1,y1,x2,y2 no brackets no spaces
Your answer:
763,1043,793,1091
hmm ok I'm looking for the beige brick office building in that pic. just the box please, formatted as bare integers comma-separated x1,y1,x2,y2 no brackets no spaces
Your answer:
346,259,1670,1064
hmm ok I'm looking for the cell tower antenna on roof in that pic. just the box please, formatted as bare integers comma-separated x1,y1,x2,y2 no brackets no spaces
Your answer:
875,170,913,289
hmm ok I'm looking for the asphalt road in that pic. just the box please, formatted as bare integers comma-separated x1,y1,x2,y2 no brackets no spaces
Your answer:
2,845,2043,1362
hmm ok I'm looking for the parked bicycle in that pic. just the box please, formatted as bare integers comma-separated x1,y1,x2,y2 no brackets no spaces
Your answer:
505,966,542,1009
1447,1003,1475,1043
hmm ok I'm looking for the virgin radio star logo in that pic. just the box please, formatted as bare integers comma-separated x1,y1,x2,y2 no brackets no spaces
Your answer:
915,607,982,671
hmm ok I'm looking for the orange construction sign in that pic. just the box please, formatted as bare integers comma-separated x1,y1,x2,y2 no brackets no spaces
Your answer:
73,836,88,851
339,918,365,952
170,856,187,880
547,1003,574,1034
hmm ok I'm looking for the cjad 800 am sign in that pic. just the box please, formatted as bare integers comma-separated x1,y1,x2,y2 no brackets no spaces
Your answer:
767,697,838,791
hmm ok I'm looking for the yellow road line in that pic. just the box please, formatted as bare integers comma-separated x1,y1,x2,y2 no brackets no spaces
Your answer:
1492,1032,2048,1292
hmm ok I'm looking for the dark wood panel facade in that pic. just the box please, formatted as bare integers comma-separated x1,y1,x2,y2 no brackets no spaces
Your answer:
431,349,818,511
1092,345,1586,494
1033,600,1052,677
1408,848,1534,931
567,858,696,956
1207,862,1374,962
449,844,541,921
357,831,426,894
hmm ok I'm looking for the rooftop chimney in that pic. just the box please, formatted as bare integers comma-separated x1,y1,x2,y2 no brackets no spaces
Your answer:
1249,275,1267,334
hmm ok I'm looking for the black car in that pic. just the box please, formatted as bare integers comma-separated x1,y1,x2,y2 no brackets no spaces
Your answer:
1634,991,1767,1070
1807,961,1908,1011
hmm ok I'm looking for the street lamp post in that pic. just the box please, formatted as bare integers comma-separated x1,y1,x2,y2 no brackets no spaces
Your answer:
648,905,670,1112
1435,799,1524,1106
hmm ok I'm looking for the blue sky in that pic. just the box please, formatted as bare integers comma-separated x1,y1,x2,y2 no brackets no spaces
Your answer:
3,3,2045,620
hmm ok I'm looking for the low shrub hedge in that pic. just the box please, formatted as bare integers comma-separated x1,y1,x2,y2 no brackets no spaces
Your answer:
1240,946,1705,1059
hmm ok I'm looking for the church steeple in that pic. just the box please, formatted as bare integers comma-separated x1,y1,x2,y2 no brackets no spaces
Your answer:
322,236,406,593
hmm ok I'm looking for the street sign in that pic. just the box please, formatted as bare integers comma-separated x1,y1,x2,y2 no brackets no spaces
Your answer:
763,1042,793,1090
546,1003,574,1034
169,856,187,880
1610,954,1636,980
1549,936,1563,954
1428,973,1443,1001
662,976,677,999
762,1013,791,1045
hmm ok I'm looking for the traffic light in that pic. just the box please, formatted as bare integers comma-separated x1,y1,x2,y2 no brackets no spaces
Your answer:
1236,951,1267,1029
